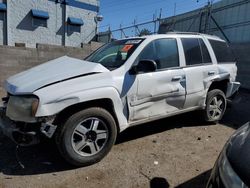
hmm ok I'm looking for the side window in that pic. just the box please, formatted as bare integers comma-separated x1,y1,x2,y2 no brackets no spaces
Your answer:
138,41,155,60
209,40,235,63
154,39,179,69
138,38,179,69
199,39,212,64
182,38,202,66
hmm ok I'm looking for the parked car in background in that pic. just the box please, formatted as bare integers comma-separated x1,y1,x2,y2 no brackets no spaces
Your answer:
207,122,250,188
0,32,240,166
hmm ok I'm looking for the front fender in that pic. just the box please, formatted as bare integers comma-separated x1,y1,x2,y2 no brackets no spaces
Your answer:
35,87,129,132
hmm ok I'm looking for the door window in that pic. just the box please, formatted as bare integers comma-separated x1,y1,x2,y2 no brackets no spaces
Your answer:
199,39,212,64
154,39,179,69
138,38,179,70
182,38,203,66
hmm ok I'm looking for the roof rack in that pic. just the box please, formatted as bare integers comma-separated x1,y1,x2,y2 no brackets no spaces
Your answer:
165,31,221,39
166,31,202,35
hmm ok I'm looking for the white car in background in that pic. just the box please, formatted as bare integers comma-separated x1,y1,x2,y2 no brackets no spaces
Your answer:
0,32,240,166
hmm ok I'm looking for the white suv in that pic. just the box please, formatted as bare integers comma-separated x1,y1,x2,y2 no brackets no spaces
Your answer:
0,33,240,166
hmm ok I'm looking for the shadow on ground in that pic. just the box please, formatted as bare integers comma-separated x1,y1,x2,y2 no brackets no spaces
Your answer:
116,111,210,144
0,137,74,175
150,177,170,188
220,90,250,129
175,170,211,188
0,91,249,177
148,170,211,188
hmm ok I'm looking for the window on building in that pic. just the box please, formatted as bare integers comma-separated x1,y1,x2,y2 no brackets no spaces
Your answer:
0,3,6,21
0,12,5,21
139,38,179,70
67,17,84,33
182,38,203,66
31,9,49,28
209,39,236,63
68,25,81,33
32,18,47,27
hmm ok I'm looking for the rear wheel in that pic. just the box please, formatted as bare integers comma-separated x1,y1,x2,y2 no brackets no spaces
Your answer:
203,89,227,122
55,107,117,167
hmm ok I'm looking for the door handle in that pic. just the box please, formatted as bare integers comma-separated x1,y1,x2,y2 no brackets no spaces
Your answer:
208,71,215,76
172,76,182,82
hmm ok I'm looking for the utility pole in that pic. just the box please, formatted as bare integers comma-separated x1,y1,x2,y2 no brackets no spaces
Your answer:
120,24,122,39
153,13,156,34
207,0,214,33
157,8,162,34
133,19,136,37
174,3,176,16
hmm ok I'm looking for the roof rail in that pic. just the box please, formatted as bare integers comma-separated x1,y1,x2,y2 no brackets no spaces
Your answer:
166,31,202,35
165,31,221,39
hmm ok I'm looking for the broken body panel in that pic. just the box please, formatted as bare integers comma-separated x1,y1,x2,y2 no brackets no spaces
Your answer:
0,33,240,146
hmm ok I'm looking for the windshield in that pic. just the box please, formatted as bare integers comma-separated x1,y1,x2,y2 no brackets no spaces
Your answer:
85,38,143,70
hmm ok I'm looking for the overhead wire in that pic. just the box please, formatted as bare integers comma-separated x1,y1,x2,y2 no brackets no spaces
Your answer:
100,0,212,31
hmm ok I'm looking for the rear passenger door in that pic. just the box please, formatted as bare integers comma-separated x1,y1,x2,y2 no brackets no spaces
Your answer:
181,37,217,108
129,38,186,121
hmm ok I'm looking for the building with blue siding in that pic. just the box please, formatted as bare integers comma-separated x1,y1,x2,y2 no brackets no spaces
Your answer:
0,0,100,47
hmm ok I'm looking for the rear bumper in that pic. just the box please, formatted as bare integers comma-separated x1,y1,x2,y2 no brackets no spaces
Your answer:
226,82,240,98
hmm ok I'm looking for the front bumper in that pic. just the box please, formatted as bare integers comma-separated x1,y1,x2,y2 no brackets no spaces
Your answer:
0,106,40,146
0,106,18,140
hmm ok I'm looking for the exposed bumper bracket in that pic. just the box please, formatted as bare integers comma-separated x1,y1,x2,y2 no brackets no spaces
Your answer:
226,82,240,98
40,122,57,138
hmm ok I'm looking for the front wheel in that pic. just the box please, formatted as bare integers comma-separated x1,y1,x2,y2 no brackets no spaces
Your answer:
55,107,117,167
203,89,227,122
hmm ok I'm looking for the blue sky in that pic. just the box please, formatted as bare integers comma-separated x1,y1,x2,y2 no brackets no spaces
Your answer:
99,0,220,37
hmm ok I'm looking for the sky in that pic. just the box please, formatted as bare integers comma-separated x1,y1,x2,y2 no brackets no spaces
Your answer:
98,0,220,38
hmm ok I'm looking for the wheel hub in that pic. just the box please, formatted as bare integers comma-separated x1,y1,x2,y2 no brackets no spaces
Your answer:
86,131,97,142
71,117,109,157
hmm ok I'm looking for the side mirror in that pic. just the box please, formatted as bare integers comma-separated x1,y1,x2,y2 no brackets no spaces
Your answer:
129,59,157,74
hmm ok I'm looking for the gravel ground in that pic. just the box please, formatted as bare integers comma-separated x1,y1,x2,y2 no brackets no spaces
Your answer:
0,91,249,188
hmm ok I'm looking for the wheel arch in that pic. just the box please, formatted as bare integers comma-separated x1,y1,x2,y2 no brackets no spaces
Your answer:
208,79,230,95
54,98,121,133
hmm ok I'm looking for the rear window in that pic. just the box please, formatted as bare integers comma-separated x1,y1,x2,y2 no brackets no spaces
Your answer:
209,40,235,63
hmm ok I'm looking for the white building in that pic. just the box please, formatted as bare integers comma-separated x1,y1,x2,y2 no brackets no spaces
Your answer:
0,0,100,48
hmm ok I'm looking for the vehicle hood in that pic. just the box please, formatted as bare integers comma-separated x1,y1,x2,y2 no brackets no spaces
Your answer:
4,56,109,94
226,122,250,186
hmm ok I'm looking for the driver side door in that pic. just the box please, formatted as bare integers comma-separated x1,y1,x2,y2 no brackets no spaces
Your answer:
128,38,186,122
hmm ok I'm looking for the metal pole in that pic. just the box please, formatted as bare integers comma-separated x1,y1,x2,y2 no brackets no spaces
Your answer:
153,14,157,34
157,8,162,34
211,15,230,43
120,24,122,39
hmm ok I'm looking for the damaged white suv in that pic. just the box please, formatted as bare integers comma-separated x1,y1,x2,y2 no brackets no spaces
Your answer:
0,33,240,166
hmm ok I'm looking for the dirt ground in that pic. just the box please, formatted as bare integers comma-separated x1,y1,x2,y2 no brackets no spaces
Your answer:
0,91,249,188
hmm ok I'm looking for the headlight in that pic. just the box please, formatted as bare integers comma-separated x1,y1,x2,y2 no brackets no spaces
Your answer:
6,96,39,122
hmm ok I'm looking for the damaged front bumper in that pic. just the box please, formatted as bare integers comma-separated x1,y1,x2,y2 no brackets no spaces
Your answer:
0,106,57,146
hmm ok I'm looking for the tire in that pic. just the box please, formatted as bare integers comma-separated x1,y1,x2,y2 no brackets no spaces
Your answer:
55,107,117,167
203,89,227,122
